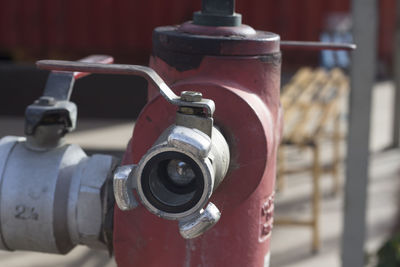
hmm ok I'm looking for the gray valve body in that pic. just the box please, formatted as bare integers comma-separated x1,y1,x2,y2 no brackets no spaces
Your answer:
0,136,115,253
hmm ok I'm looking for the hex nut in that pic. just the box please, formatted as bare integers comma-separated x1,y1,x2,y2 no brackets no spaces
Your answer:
180,91,203,102
76,155,114,248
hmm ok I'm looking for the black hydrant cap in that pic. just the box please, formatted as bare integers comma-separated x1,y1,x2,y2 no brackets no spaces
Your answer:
193,0,242,27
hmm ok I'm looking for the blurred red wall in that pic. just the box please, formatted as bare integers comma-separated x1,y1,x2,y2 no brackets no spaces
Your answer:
0,0,395,72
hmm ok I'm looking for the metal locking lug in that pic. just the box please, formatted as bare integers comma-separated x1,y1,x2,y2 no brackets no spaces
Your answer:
113,165,139,211
178,202,221,239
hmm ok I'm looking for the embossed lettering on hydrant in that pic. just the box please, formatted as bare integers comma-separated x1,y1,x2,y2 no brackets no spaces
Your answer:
259,193,274,242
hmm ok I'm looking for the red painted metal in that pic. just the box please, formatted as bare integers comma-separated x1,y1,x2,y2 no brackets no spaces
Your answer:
113,21,282,266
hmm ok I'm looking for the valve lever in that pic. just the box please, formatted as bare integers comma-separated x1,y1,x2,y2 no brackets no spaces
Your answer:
37,60,215,117
43,55,114,101
280,41,356,51
25,55,114,149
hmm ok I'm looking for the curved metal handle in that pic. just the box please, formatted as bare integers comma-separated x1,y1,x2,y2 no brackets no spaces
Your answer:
37,60,215,117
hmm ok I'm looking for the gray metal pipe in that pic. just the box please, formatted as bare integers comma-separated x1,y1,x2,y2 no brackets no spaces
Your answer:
0,136,116,254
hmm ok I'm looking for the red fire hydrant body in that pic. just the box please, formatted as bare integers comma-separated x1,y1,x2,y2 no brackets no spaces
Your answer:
114,21,282,266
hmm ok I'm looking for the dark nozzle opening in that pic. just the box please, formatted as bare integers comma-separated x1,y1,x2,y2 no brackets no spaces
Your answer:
141,152,205,214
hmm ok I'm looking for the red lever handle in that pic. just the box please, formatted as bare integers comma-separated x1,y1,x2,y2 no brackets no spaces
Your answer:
73,55,114,79
42,54,114,101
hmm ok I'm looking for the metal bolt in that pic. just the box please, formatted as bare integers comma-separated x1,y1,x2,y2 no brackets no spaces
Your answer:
180,91,202,102
35,96,56,106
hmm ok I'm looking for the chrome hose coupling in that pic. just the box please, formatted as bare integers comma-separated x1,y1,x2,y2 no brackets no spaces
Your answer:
114,91,230,239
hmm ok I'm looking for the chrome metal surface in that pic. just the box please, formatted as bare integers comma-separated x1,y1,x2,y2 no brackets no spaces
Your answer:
133,124,229,238
113,165,138,211
167,126,211,158
180,91,203,102
175,112,213,137
178,202,221,239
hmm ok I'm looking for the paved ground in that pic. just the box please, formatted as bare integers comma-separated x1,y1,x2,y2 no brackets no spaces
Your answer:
0,81,398,266
271,81,399,267
271,148,400,267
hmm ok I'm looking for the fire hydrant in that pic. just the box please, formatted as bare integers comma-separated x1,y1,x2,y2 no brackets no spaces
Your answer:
113,1,281,266
0,0,355,266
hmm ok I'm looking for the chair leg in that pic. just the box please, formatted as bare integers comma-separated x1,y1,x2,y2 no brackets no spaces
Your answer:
332,112,341,196
312,144,321,252
277,146,285,192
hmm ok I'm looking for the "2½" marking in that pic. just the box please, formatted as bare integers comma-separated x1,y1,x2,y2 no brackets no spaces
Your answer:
15,205,39,220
